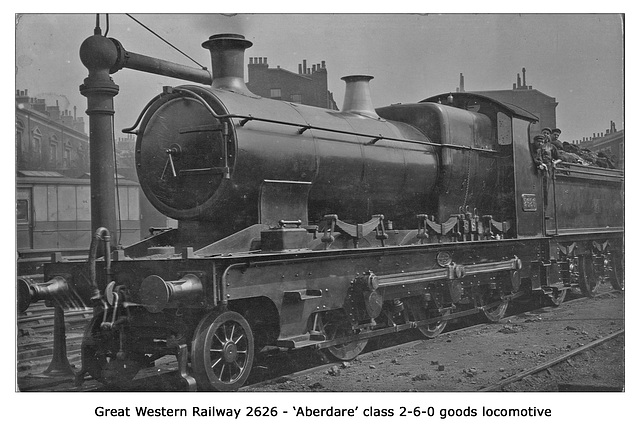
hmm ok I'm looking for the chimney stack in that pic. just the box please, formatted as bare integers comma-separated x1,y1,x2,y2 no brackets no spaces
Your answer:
341,75,378,118
522,68,527,87
202,33,254,95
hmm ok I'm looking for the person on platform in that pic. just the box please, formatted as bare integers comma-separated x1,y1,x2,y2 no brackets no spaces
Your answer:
541,127,552,146
550,128,563,149
532,134,560,173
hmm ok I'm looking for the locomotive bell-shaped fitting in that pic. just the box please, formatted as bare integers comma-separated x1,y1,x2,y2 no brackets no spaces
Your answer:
202,33,254,95
140,273,203,313
341,75,378,118
17,276,70,314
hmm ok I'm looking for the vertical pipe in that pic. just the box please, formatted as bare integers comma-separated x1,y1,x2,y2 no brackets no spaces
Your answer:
79,31,120,249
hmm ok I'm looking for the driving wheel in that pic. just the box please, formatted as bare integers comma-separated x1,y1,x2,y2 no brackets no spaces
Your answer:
320,311,368,361
405,297,449,338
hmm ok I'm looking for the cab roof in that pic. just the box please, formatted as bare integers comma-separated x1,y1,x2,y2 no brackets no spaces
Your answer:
420,92,538,122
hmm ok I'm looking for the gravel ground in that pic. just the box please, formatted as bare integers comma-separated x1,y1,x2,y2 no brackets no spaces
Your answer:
246,288,624,392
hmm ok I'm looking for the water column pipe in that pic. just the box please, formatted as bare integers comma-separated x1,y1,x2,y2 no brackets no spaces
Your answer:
79,27,120,250
78,20,212,251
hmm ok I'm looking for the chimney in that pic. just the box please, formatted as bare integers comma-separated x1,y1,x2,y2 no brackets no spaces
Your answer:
298,63,302,74
202,33,254,95
303,59,307,75
459,73,465,92
341,75,378,118
321,60,326,69
517,73,521,89
522,68,527,87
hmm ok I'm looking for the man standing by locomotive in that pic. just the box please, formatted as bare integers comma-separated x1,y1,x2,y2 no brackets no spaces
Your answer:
534,133,561,173
550,128,563,150
541,127,552,146
533,133,561,206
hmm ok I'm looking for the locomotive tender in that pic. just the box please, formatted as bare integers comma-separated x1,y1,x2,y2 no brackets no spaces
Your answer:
18,29,623,391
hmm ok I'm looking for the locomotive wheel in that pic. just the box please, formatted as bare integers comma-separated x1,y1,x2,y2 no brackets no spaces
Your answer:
405,298,449,338
545,288,567,307
482,300,509,322
476,288,509,323
578,256,603,298
80,313,142,388
191,311,254,391
320,311,368,361
609,253,625,291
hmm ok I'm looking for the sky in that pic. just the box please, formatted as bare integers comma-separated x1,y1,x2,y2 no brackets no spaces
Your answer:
14,13,624,144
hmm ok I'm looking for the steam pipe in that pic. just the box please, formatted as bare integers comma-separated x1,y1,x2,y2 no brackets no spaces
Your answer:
109,38,212,85
87,227,112,302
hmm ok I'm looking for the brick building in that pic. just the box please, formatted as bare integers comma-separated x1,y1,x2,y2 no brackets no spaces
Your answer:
15,89,88,176
246,57,338,109
457,69,558,136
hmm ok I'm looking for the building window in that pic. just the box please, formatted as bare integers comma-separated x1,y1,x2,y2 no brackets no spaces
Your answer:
290,94,302,103
270,88,282,99
32,128,42,163
16,199,29,224
16,121,24,161
49,136,58,166
64,148,71,168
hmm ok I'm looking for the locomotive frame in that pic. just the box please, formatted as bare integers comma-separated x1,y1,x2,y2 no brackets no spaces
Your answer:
18,24,624,392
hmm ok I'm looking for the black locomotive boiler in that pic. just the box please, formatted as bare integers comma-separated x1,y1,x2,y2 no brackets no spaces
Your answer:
19,30,624,391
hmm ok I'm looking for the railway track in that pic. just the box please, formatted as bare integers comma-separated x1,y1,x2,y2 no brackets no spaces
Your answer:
17,287,622,392
478,329,625,392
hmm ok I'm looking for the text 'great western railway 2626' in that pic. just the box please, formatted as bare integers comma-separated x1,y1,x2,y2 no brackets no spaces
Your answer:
18,18,623,391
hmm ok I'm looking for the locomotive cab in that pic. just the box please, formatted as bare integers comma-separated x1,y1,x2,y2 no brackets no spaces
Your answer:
377,92,538,232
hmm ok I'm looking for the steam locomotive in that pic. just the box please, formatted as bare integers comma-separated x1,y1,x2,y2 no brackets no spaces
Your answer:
18,32,624,391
